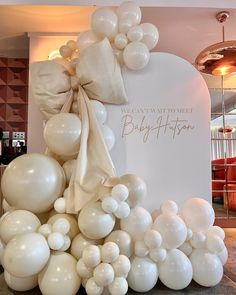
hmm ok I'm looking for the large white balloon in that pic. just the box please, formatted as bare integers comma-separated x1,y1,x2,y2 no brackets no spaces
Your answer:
153,213,187,249
91,100,107,124
105,230,133,257
62,159,77,184
4,270,38,292
38,252,81,295
0,210,41,244
141,23,159,50
182,198,215,232
128,257,158,292
120,174,147,207
101,125,115,151
77,30,101,53
159,249,193,290
44,113,81,156
123,42,150,70
120,206,152,241
190,249,223,287
3,233,50,277
91,8,118,39
78,201,115,239
1,154,65,213
117,1,141,26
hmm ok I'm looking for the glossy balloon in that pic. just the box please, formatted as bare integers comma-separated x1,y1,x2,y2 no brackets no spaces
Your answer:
112,255,131,277
101,242,120,263
86,277,103,295
134,240,149,257
1,154,65,213
54,198,66,214
127,25,143,42
105,230,133,257
4,270,38,292
144,229,162,249
190,232,206,249
76,258,93,279
114,202,130,219
101,125,115,151
91,100,107,124
102,197,118,214
93,263,115,287
82,245,101,268
149,248,167,264
112,184,129,202
52,218,70,235
141,23,159,50
48,232,65,250
178,242,193,256
108,277,128,295
114,33,128,50
123,42,150,70
117,2,141,26
206,234,225,254
206,226,225,240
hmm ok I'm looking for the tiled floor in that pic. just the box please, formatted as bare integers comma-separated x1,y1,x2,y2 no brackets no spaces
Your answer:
0,229,236,295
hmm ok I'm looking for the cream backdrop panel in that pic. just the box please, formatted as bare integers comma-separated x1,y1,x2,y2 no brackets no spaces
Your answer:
107,52,211,211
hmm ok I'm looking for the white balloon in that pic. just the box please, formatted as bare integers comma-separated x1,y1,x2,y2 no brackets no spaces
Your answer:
117,1,141,26
149,248,167,264
128,257,158,292
1,154,65,213
217,246,228,265
160,200,178,215
114,33,128,50
118,18,133,34
112,184,129,202
101,125,115,151
91,8,118,39
59,45,72,58
4,270,38,292
102,197,118,214
153,213,187,249
62,159,77,184
190,232,206,249
120,174,147,207
60,235,71,251
38,252,81,295
0,209,41,244
44,113,81,156
78,201,115,239
105,230,133,257
144,229,162,249
127,25,143,42
91,100,107,124
66,40,77,51
94,263,115,287
48,232,65,250
159,249,193,290
141,23,159,50
77,31,101,53
108,277,128,295
190,249,223,287
52,218,70,235
112,255,131,277
206,234,225,254
114,202,130,219
134,240,149,257
38,224,52,238
86,277,103,295
178,242,193,256
186,228,193,241
101,242,120,263
70,233,102,260
82,245,101,268
182,198,215,232
206,226,225,240
54,198,66,214
3,232,50,277
120,206,152,241
123,42,150,70
76,258,93,279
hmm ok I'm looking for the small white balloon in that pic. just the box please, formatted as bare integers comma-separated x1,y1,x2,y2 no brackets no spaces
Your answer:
206,234,225,254
149,248,167,264
123,42,150,70
134,240,149,257
115,202,130,219
112,184,129,202
108,277,128,295
94,263,115,287
117,1,142,26
86,277,103,295
118,18,133,34
178,242,193,256
206,226,225,240
105,230,133,257
76,258,93,279
82,245,101,268
77,30,101,53
4,270,38,292
217,246,228,265
66,40,77,51
160,200,178,215
54,198,66,213
127,25,143,42
141,23,159,50
101,242,120,263
52,218,70,235
190,232,206,249
62,159,77,184
112,255,131,277
91,100,107,124
101,125,115,151
38,224,52,238
114,33,128,50
48,232,65,250
102,197,118,214
59,45,72,58
144,230,162,249
59,235,71,251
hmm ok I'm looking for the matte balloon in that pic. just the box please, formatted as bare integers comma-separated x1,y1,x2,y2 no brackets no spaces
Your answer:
108,277,128,295
62,159,77,184
82,245,101,268
4,270,38,292
206,234,225,254
141,23,159,50
190,249,223,287
101,125,115,151
101,242,120,263
78,201,115,239
182,198,215,232
128,257,158,292
102,197,118,214
38,252,81,295
120,206,152,241
114,201,130,219
93,263,114,287
3,233,50,277
114,33,128,49
59,45,72,58
217,246,228,265
105,230,133,257
1,154,65,213
112,184,129,202
134,240,149,257
76,31,101,53
149,248,167,264
76,258,93,279
123,42,150,70
86,277,103,295
112,255,131,277
120,174,147,207
44,113,81,156
159,249,193,290
52,218,70,235
153,213,187,249
127,25,143,42
91,8,118,39
54,198,66,214
0,210,41,244
91,100,107,124
190,232,206,249
60,235,71,251
117,1,141,26
48,232,65,250
160,200,178,215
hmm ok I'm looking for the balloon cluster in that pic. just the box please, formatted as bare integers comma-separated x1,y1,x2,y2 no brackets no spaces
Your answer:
56,2,158,71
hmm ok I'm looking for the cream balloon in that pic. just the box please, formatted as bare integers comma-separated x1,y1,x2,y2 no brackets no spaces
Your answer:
120,206,152,241
153,213,187,249
117,1,141,26
160,200,178,215
102,197,118,214
108,277,128,295
120,174,147,207
127,25,143,42
4,270,38,292
76,258,93,279
178,242,193,256
86,277,103,295
3,232,50,277
0,210,41,244
149,248,167,264
114,202,130,219
206,226,225,240
206,234,225,254
118,18,133,34
190,232,206,249
101,242,120,263
123,41,150,71
76,31,101,53
182,198,215,232
91,8,118,39
54,198,66,214
93,263,114,287
112,184,129,202
134,240,149,257
52,218,70,235
38,252,81,295
114,33,128,50
82,245,101,268
91,100,107,124
112,255,131,278
141,23,159,50
44,113,81,156
105,230,133,257
78,201,115,239
159,249,193,290
144,229,162,249
62,159,77,184
101,125,115,151
38,224,52,238
47,232,65,250
190,249,223,287
128,257,158,292
59,235,71,251
1,154,65,213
